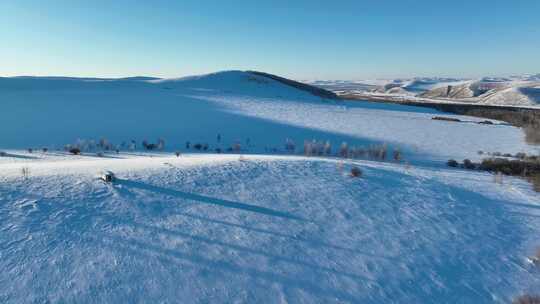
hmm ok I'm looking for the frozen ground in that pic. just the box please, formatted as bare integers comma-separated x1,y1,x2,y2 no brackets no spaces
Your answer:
1,71,540,303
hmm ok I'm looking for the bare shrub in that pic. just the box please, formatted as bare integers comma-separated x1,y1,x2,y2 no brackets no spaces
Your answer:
349,147,358,159
528,174,540,192
157,138,165,150
463,159,475,169
99,138,109,150
480,158,540,176
393,149,402,162
525,125,540,145
532,247,540,265
369,145,387,160
515,152,527,160
527,155,539,162
432,116,461,122
69,148,81,155
447,159,459,167
494,172,503,185
21,167,30,180
285,138,296,153
477,158,540,192
350,166,362,178
232,142,241,153
304,140,312,156
513,295,540,304
144,143,157,150
339,142,348,158
310,140,321,156
323,141,332,155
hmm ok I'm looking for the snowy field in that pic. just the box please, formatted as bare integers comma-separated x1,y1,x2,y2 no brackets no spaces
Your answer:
1,71,540,303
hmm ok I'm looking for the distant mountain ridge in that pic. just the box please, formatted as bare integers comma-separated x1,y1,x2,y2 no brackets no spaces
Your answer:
306,74,540,107
420,80,540,106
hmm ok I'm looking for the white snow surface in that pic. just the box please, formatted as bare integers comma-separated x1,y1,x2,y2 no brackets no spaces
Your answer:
1,71,540,303
481,85,540,106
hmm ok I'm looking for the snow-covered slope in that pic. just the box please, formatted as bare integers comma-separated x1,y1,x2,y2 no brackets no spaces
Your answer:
402,78,467,93
1,71,540,303
1,71,536,162
419,81,481,99
481,85,540,106
2,154,540,303
306,78,467,95
309,76,540,107
419,79,540,107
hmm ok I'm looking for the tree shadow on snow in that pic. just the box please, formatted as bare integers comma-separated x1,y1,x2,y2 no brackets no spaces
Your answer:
131,222,376,281
169,211,395,258
1,153,39,160
105,235,369,303
117,179,307,222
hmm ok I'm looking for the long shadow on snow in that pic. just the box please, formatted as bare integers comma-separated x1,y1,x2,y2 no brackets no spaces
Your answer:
3,160,538,303
0,90,440,167
106,235,369,303
117,179,307,222
106,169,537,303
133,222,376,281
1,153,39,160
170,211,391,258
382,170,537,302
185,94,440,167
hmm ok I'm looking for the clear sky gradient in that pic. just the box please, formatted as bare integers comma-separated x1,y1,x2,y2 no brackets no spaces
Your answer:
1,0,539,79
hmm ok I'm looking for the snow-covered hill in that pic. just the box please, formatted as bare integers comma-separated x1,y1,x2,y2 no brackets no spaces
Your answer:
480,85,540,106
1,153,540,303
306,78,467,95
1,71,540,303
1,71,535,162
308,76,540,107
417,79,540,107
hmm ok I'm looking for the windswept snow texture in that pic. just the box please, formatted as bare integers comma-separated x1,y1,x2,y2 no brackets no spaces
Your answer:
1,71,540,303
1,155,540,303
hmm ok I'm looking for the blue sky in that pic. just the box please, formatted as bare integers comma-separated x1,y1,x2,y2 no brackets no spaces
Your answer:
1,0,539,79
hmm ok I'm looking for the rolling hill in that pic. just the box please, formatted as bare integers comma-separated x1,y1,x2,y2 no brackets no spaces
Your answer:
1,70,540,303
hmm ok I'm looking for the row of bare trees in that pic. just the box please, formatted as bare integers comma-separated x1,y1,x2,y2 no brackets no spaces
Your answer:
296,139,402,162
